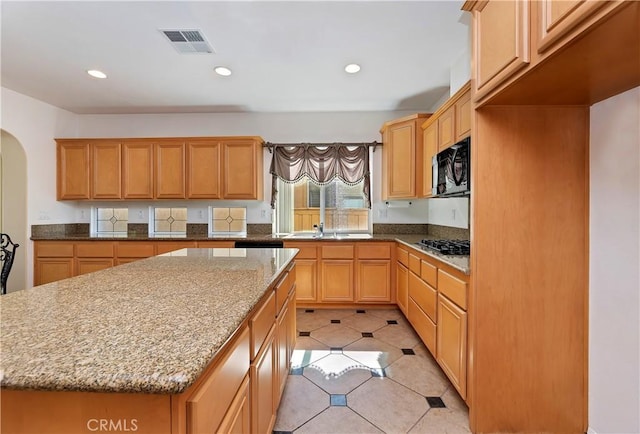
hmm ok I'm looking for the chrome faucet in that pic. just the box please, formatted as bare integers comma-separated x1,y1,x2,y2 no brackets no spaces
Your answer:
313,222,324,238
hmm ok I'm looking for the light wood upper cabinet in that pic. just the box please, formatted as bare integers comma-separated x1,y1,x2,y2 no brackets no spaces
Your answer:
537,0,608,53
56,136,263,202
187,140,221,199
57,141,90,200
155,141,186,199
91,141,122,199
422,123,437,198
438,106,455,151
472,0,530,100
122,141,154,199
380,114,430,199
222,139,263,200
454,89,472,142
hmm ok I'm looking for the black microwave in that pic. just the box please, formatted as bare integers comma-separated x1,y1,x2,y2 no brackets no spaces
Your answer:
432,136,470,197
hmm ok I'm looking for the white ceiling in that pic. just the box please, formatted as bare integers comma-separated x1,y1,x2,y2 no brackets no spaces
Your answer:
1,1,470,114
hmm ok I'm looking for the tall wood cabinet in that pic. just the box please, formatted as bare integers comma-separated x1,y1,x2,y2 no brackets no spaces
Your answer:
154,141,185,199
380,113,431,199
122,141,154,199
186,140,221,199
222,139,263,200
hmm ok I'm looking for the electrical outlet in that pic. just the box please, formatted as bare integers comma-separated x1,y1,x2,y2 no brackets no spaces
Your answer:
80,210,86,219
198,210,203,219
452,209,456,220
261,209,266,219
378,209,388,219
138,210,144,219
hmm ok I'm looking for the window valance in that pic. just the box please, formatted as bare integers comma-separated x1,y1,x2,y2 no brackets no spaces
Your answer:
269,144,371,209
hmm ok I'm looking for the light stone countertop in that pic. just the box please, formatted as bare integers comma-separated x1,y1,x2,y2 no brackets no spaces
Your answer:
0,248,298,394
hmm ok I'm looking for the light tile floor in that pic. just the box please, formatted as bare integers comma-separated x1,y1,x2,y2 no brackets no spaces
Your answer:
274,308,471,434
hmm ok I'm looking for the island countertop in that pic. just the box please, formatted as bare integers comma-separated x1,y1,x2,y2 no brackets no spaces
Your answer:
0,247,298,394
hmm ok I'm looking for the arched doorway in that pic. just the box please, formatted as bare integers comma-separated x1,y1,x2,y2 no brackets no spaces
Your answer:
1,130,27,292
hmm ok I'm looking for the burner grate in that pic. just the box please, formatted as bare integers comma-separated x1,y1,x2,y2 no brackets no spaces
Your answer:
416,239,470,255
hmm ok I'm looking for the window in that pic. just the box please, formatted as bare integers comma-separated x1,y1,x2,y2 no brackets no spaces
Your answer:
93,207,128,235
275,177,369,234
209,207,247,236
151,207,187,235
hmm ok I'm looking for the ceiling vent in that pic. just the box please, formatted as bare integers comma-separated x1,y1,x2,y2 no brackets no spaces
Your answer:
161,29,214,54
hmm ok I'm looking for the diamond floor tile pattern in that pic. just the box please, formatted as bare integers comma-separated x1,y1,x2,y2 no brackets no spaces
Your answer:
274,308,471,433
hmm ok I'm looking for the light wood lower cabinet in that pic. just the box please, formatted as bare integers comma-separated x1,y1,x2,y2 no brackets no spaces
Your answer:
357,260,391,302
155,241,197,255
34,258,74,285
396,262,409,315
437,293,467,400
76,259,115,275
292,260,317,302
320,260,354,302
251,325,276,434
217,375,251,434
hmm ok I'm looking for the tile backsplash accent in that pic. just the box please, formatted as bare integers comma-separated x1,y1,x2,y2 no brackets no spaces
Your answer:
31,224,89,238
127,224,148,235
372,224,429,234
186,224,207,237
427,224,470,240
247,224,272,235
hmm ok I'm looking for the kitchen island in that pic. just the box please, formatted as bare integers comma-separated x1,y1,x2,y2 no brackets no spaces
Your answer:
1,247,298,434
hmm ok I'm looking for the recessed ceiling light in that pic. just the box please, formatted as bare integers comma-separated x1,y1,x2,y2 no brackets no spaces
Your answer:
87,69,107,79
345,63,361,74
214,66,232,76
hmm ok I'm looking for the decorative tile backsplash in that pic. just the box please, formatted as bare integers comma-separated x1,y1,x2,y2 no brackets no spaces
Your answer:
96,208,128,233
153,207,187,234
210,207,247,234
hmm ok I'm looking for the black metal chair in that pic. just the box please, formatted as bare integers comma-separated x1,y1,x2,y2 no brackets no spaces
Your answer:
1,233,19,295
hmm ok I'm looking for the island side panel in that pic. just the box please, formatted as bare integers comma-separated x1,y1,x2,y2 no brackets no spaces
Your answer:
1,390,171,434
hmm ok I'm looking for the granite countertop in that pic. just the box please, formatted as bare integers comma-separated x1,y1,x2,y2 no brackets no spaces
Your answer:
0,248,298,394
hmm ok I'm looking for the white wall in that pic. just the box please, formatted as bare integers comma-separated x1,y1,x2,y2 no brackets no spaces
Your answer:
1,87,79,289
588,86,640,434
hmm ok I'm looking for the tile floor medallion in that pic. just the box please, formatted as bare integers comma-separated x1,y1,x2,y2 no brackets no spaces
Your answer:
274,309,471,433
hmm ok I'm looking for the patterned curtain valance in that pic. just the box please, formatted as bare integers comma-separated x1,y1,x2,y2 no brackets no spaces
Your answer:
269,144,371,209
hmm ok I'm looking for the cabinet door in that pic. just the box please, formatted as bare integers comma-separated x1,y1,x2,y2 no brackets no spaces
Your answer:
251,327,276,434
217,375,251,434
222,140,262,199
454,89,472,142
76,259,115,276
320,260,354,302
437,294,467,400
34,258,74,286
293,260,317,303
356,260,391,303
155,141,185,199
122,141,154,199
216,375,251,434
186,140,221,199
386,121,416,198
276,305,289,406
57,141,90,200
396,262,409,316
91,141,122,199
422,122,437,198
438,106,455,151
474,0,530,100
537,0,608,53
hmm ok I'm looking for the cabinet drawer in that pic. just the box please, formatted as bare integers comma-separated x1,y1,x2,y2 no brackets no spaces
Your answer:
408,298,437,357
117,243,155,258
187,326,250,434
409,272,437,323
250,291,276,360
321,244,354,259
420,259,437,288
76,242,114,258
35,242,74,258
284,242,317,259
356,243,391,259
275,269,292,316
408,253,422,275
397,246,409,266
438,269,468,310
